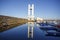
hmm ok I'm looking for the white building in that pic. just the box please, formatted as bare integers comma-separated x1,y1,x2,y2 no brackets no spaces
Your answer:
36,17,43,23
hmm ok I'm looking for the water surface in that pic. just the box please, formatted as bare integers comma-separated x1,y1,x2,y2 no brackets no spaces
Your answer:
0,23,60,40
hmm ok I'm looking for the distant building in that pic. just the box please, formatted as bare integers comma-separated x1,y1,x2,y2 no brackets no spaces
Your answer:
36,17,43,23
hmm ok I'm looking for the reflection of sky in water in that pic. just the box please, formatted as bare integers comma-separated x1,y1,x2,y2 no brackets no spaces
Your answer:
0,23,60,40
36,24,40,27
28,22,34,27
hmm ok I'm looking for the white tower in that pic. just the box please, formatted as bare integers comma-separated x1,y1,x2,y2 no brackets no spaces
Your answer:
28,4,34,21
28,4,34,38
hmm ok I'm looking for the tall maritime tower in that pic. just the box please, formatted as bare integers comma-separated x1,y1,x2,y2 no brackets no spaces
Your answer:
28,4,34,21
28,4,34,38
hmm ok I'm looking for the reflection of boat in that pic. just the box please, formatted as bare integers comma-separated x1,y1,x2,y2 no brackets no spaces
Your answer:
46,30,56,35
48,23,56,26
37,22,49,26
40,27,57,31
37,22,56,26
37,22,57,31
57,28,60,32
46,30,60,36
56,24,60,28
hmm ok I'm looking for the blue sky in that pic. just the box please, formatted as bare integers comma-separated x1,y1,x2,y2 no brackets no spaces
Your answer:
0,0,60,19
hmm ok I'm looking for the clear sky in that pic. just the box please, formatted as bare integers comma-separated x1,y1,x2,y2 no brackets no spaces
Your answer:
0,0,60,19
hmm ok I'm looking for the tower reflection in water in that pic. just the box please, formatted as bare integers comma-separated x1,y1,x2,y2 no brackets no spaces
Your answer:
28,22,34,38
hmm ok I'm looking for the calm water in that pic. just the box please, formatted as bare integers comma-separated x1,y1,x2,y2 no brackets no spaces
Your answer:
0,22,60,40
